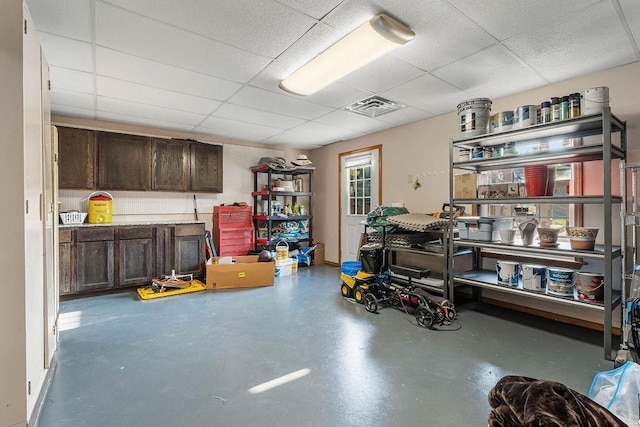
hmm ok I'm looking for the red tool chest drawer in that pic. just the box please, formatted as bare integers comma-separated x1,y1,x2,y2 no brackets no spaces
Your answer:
213,206,254,257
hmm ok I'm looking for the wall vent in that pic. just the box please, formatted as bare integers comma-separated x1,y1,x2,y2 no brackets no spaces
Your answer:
345,96,404,118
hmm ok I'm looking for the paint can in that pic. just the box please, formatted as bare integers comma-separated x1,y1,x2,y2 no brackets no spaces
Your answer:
583,87,609,115
457,98,492,138
522,264,547,291
576,272,604,302
547,267,575,297
496,260,520,286
513,105,537,129
493,111,514,132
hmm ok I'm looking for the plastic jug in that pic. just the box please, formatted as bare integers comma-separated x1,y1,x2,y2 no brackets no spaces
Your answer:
518,218,538,246
88,191,113,224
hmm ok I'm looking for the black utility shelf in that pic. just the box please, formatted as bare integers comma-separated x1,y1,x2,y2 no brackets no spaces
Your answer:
448,107,627,361
251,165,314,253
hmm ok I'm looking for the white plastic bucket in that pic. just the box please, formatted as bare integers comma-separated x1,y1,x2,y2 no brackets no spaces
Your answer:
522,264,547,291
582,87,609,115
513,105,537,129
457,98,491,138
547,267,575,296
275,240,289,260
496,260,519,286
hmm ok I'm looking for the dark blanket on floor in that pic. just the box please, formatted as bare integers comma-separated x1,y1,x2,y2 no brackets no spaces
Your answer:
488,375,626,427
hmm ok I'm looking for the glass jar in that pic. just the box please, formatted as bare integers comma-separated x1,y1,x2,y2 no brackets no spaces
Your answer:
560,96,569,120
568,93,581,118
551,97,561,121
540,101,551,123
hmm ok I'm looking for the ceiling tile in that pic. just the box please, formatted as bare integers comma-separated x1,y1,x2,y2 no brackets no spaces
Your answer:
276,0,344,20
39,33,94,72
268,121,364,145
338,56,426,93
97,97,207,126
432,45,548,100
97,76,221,115
449,0,601,41
26,0,92,42
620,0,640,48
101,0,317,58
96,111,195,132
381,74,476,115
212,104,306,129
50,67,94,94
503,1,637,82
229,86,333,120
375,107,433,126
51,90,95,110
95,2,272,83
314,110,390,133
197,116,284,142
96,48,242,101
303,82,374,109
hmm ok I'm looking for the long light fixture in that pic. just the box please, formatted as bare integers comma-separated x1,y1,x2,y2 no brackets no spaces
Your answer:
279,13,415,96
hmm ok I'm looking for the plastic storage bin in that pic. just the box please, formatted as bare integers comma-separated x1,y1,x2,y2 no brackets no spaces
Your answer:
457,216,514,241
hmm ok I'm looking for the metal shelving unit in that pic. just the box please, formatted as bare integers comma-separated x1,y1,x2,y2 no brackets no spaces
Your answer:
251,165,314,250
448,108,627,360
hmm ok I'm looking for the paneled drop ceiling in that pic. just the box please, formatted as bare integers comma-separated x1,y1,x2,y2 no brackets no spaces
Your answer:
26,0,640,149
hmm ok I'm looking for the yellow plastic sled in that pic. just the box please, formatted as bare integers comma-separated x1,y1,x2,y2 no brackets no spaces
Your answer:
137,271,206,300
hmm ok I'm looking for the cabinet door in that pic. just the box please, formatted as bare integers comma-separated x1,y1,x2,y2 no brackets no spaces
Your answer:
155,226,174,277
118,227,155,287
58,126,95,189
190,142,223,193
97,131,151,190
59,229,73,295
152,138,189,191
75,228,115,292
175,224,204,276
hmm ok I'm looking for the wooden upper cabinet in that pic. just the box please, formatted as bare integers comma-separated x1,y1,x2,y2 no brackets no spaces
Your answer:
58,126,95,189
152,138,190,191
97,131,151,190
190,142,223,193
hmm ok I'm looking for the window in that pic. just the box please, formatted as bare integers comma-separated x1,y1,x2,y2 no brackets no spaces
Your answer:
348,164,372,215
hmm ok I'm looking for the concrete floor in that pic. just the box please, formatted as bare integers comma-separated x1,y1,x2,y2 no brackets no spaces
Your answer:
39,265,615,426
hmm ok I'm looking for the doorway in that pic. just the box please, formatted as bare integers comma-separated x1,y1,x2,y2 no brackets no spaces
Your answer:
339,146,381,263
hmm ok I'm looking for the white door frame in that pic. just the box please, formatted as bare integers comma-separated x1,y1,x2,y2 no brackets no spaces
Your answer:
338,145,382,264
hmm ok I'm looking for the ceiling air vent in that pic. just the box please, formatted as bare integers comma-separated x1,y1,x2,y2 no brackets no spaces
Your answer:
345,96,405,118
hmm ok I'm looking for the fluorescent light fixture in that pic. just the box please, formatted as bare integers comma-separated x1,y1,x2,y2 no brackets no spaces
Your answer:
279,14,415,96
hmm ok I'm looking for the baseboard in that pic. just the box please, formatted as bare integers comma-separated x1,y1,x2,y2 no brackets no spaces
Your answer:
325,261,339,267
481,297,621,335
28,352,57,427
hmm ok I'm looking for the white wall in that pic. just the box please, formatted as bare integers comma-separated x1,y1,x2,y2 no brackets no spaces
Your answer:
311,61,640,325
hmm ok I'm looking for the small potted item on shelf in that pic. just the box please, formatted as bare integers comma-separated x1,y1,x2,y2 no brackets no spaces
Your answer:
566,226,599,250
537,226,561,247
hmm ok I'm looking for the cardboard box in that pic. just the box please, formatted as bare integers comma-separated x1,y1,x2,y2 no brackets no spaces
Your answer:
206,255,274,289
454,174,478,198
314,243,325,265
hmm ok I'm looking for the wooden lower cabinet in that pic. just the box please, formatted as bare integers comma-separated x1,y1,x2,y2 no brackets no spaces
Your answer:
75,228,115,292
117,227,155,287
59,228,73,295
175,224,205,277
61,223,205,296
